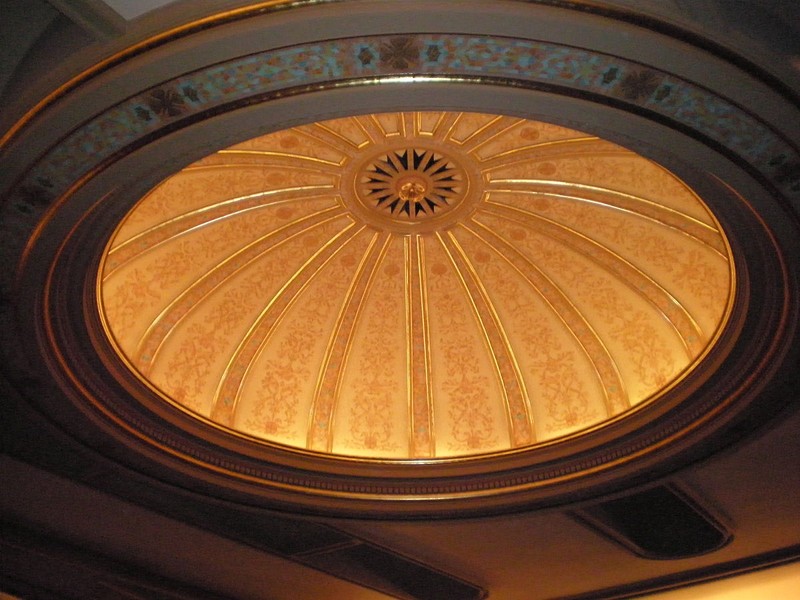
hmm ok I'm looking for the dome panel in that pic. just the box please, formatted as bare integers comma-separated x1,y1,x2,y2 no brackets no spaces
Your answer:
332,236,410,458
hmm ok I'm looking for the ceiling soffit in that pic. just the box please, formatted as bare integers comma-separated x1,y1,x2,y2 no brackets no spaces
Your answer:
1,1,799,516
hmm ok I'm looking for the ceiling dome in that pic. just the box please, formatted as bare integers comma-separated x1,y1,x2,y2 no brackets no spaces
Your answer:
99,110,733,460
4,1,797,517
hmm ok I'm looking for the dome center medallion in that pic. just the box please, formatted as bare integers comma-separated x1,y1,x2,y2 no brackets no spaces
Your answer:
349,146,473,231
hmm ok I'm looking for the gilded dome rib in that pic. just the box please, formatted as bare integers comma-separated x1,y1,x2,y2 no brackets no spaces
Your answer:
132,207,347,374
218,149,347,170
429,112,461,141
486,180,726,256
480,201,704,356
309,121,371,153
105,187,337,278
307,232,390,452
210,222,365,427
463,219,628,417
454,115,521,152
406,235,435,458
443,231,535,447
479,137,606,169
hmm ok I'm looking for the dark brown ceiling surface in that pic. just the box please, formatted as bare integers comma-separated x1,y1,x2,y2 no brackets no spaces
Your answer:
1,1,799,599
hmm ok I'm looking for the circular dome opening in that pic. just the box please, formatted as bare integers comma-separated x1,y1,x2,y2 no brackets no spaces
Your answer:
98,111,734,461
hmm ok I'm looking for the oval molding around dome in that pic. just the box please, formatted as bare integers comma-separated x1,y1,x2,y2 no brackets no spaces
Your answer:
2,2,799,517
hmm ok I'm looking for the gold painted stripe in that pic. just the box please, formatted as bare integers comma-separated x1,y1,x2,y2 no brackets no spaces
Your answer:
461,116,523,153
438,232,534,447
439,111,463,142
366,114,393,138
452,114,503,146
134,207,347,373
217,149,347,169
411,111,422,138
307,232,392,451
326,234,395,453
652,161,721,229
303,121,368,153
482,201,705,356
486,183,726,256
431,111,460,142
487,180,718,232
350,115,379,146
407,235,435,458
181,163,339,174
353,115,384,144
210,223,366,426
413,112,435,138
465,220,629,416
401,112,414,139
413,112,425,137
105,187,336,276
479,137,603,167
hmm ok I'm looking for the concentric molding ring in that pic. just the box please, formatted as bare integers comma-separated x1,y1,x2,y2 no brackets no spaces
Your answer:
2,3,799,517
16,85,798,517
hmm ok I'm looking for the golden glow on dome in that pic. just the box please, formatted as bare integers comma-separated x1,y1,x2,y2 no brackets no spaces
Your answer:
98,111,734,460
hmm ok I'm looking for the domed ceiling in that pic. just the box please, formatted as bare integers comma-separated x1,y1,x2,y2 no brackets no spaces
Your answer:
99,110,733,460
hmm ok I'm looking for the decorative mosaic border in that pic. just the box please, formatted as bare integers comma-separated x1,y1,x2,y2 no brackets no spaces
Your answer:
2,32,799,308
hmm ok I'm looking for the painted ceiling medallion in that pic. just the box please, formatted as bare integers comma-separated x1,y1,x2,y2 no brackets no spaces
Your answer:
354,146,468,226
99,111,734,461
